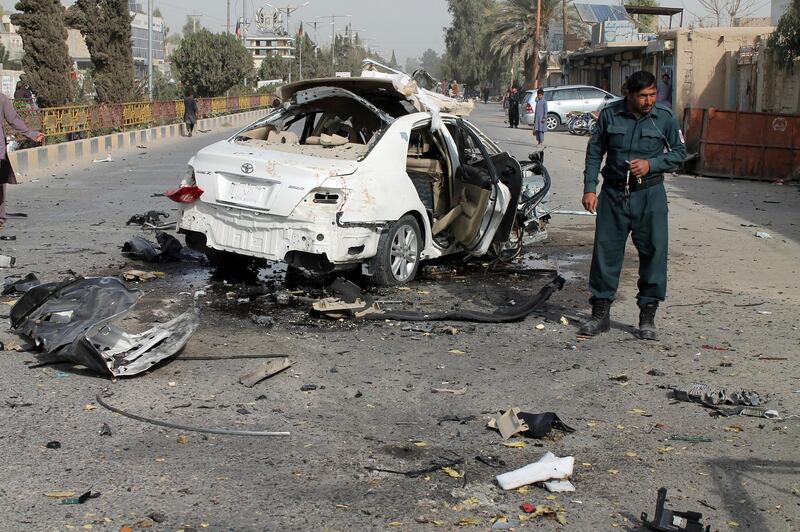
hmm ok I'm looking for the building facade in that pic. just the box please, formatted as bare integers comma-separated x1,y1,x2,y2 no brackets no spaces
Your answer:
244,29,296,69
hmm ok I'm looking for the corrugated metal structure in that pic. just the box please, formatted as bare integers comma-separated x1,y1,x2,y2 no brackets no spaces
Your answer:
683,107,800,181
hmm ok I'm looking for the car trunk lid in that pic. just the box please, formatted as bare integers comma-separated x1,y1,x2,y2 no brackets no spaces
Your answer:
192,140,359,217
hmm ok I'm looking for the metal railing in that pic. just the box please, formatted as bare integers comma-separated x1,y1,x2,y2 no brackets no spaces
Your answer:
12,94,275,145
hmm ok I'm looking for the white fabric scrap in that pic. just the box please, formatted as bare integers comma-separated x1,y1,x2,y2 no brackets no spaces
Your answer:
496,451,575,490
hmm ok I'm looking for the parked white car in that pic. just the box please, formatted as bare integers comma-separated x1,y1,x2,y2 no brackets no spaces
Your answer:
521,85,618,131
171,69,551,285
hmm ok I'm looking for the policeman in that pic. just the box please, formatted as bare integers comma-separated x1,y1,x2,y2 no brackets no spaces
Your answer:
579,71,686,340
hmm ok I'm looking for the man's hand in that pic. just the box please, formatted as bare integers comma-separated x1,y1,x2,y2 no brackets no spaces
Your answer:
34,133,44,143
629,159,650,179
582,192,598,214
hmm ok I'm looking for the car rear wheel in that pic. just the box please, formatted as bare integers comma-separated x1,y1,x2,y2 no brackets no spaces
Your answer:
371,215,421,286
546,113,560,131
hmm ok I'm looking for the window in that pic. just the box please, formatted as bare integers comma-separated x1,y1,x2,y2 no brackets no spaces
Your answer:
552,88,581,101
580,88,608,100
544,90,555,102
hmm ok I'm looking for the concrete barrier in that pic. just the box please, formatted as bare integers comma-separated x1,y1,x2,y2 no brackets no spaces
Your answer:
9,108,271,182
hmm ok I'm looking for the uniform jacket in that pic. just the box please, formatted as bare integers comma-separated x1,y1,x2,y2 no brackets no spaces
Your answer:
583,99,686,194
0,93,41,184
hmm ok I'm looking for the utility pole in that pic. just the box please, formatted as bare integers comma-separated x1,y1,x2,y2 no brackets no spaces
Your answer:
562,0,567,51
147,0,153,100
316,14,351,74
227,0,231,35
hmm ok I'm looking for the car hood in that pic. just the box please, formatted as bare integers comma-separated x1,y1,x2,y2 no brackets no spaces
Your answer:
191,140,359,217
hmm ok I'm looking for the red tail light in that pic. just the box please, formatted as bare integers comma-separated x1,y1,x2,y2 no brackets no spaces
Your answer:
166,185,204,204
526,103,533,113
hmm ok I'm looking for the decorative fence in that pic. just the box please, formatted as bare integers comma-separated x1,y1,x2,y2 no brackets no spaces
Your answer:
13,94,275,145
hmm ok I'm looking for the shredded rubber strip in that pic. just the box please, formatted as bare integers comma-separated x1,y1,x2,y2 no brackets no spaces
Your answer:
95,393,290,437
365,271,565,323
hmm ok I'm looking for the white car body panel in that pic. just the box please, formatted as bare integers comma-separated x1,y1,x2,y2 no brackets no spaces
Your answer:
176,74,550,279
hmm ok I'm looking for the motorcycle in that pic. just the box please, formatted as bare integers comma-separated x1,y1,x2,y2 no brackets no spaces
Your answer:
567,111,598,136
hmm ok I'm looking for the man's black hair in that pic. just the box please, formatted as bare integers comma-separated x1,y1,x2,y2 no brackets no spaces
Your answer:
537,88,545,94
626,71,657,94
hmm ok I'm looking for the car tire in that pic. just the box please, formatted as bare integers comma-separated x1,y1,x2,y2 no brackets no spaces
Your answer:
546,113,560,131
206,248,255,273
371,215,422,286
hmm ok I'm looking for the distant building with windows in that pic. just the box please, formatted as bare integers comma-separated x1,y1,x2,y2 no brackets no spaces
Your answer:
244,28,296,68
128,1,166,78
3,2,166,81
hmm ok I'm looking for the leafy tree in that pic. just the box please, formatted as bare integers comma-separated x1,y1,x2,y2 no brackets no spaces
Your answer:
442,0,495,87
627,0,659,33
182,15,204,36
768,0,800,72
66,0,136,103
389,50,398,68
419,48,443,79
11,0,75,107
172,29,253,96
489,0,579,88
258,54,292,82
404,56,421,74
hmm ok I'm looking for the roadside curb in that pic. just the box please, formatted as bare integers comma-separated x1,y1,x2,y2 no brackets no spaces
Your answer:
10,109,271,182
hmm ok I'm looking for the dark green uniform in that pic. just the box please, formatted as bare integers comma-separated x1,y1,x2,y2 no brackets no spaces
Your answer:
584,100,686,307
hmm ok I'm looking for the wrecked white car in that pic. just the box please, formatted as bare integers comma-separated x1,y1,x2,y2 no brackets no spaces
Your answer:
171,68,551,285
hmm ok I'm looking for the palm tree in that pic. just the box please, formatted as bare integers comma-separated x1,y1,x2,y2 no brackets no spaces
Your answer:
490,0,577,87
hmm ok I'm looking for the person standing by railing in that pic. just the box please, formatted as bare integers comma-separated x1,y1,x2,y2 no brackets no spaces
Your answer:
183,92,198,137
0,92,43,229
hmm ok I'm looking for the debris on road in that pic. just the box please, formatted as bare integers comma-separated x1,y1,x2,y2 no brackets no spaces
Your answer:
10,277,198,378
641,487,710,532
496,451,575,490
3,272,40,295
544,479,576,493
487,408,576,440
60,490,100,505
431,387,467,395
126,211,169,227
487,407,528,440
755,231,772,239
122,232,185,263
239,357,292,388
314,273,565,323
92,153,113,163
122,270,165,282
95,392,290,436
672,383,764,408
365,455,464,478
45,441,61,449
98,423,112,436
0,254,16,268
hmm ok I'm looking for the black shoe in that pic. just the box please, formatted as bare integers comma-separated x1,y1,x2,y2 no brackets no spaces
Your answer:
638,302,658,341
578,299,611,336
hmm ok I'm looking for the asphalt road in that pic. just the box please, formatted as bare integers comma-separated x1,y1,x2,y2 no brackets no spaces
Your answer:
0,104,798,531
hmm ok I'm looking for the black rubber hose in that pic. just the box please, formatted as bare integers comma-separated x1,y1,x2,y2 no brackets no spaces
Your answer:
95,393,290,437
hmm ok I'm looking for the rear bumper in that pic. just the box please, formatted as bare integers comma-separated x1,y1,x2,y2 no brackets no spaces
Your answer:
177,201,381,264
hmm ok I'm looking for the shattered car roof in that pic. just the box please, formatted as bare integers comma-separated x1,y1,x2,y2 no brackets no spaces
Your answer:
278,71,475,118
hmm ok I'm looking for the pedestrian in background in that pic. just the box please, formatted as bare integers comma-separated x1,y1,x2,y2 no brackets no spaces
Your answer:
507,86,521,128
579,70,686,340
13,81,33,106
657,72,672,108
183,92,198,137
533,88,548,145
0,93,43,228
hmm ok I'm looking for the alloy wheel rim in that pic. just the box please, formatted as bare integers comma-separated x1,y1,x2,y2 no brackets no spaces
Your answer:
547,116,558,130
390,226,418,282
